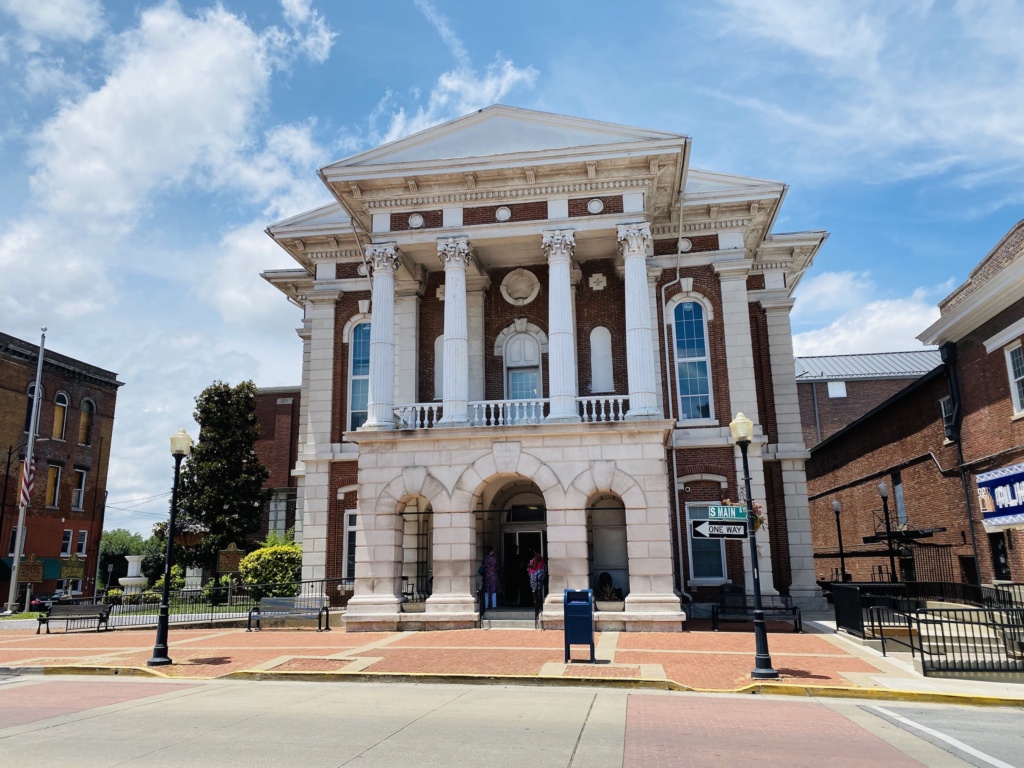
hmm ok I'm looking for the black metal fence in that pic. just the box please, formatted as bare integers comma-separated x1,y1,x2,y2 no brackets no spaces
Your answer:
51,578,354,628
834,581,1024,675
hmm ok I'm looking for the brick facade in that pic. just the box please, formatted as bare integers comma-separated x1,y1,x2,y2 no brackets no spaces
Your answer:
0,333,120,600
254,387,301,540
799,377,923,448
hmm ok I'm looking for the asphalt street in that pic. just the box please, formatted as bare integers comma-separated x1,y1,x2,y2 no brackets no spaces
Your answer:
0,675,1021,767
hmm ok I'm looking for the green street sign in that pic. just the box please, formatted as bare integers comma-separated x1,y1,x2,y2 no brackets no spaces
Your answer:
708,505,748,521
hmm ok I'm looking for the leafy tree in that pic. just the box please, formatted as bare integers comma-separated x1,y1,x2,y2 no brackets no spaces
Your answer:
141,534,167,584
173,380,271,571
98,529,145,588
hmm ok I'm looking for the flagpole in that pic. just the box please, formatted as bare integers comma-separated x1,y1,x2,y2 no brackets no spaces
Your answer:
5,328,46,613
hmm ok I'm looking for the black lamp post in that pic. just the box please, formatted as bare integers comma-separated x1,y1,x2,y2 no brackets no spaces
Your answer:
878,482,898,583
148,429,192,667
832,499,849,582
729,412,779,680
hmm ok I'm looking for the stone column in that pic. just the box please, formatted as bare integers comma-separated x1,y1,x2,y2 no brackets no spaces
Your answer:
362,244,400,430
298,289,340,576
714,261,759,421
438,237,471,426
763,299,826,608
542,229,580,422
617,223,660,418
344,484,403,626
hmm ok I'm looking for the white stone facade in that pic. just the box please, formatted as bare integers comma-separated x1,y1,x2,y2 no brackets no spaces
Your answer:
263,106,828,631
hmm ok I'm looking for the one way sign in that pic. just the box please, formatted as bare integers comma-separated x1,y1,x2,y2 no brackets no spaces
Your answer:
691,520,748,539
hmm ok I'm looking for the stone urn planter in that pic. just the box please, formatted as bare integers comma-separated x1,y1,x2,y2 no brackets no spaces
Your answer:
595,600,625,612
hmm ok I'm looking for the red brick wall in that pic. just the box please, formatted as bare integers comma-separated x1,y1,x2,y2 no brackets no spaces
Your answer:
390,210,443,231
568,195,623,217
418,271,445,403
575,259,627,396
798,378,922,448
464,201,547,226
483,265,549,401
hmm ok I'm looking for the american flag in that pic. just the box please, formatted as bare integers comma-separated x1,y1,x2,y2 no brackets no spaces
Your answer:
19,457,34,508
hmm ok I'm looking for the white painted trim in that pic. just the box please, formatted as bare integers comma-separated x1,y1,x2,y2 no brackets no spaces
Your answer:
984,316,1024,353
679,473,729,488
341,312,372,343
1005,342,1024,416
920,257,1024,345
666,295,716,422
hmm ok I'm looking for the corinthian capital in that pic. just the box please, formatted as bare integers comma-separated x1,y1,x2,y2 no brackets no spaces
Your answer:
438,236,472,269
616,222,652,257
366,243,401,274
541,229,576,263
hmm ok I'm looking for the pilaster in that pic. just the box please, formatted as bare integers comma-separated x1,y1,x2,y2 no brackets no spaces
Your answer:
303,289,342,451
714,260,760,422
394,284,421,406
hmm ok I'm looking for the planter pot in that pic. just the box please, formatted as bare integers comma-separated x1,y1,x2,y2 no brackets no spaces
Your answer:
177,531,204,547
595,601,624,612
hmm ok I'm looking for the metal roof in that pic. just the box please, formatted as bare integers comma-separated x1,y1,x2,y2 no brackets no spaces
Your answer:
794,350,942,381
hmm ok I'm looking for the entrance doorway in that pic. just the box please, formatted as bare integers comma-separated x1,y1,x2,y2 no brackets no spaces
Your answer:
502,530,544,607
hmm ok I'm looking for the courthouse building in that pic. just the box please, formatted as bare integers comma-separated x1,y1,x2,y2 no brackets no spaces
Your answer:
262,106,827,630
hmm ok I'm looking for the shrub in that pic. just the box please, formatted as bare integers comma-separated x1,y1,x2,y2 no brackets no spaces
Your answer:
152,564,185,592
105,588,123,605
122,592,143,605
239,544,302,599
141,591,161,604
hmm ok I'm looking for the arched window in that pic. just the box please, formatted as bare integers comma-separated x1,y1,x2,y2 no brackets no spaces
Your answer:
348,322,371,431
52,392,69,440
673,301,713,420
504,333,542,401
24,383,38,433
78,399,95,445
589,327,614,393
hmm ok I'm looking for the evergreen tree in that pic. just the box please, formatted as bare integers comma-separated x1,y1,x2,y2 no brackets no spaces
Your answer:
173,380,270,571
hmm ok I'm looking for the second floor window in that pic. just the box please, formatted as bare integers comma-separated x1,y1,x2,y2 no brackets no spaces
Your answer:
1008,343,1024,416
673,301,712,420
76,530,88,556
78,399,95,445
52,392,69,440
72,469,87,510
348,322,371,431
46,465,62,507
61,529,73,556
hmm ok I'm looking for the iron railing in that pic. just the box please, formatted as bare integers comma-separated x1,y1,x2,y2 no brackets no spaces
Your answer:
57,578,354,628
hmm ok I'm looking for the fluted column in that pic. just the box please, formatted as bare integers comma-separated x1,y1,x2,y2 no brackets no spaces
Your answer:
617,222,660,418
362,243,400,430
438,237,471,426
542,229,580,422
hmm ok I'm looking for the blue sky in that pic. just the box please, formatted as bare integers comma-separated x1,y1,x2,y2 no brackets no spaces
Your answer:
2,0,1022,535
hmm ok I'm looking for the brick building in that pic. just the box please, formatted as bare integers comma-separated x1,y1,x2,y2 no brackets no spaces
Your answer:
0,332,121,601
262,106,828,630
806,220,1024,585
796,350,941,448
253,386,301,541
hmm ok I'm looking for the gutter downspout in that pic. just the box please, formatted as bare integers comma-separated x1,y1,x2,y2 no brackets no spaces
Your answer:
941,342,982,583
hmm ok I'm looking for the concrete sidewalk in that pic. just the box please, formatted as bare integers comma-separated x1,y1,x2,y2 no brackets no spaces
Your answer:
1,616,1023,706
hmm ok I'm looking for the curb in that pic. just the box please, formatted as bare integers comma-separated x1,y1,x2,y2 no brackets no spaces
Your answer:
8,664,1024,707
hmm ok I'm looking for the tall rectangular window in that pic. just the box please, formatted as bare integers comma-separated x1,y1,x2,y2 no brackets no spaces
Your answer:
267,490,294,536
673,301,712,420
892,471,908,528
345,512,358,580
52,392,68,440
78,400,94,445
686,505,727,581
46,465,61,507
1008,343,1024,415
348,323,371,431
76,530,88,556
60,529,73,556
72,469,87,510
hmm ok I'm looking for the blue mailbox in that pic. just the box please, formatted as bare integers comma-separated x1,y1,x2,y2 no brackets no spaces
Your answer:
563,588,595,663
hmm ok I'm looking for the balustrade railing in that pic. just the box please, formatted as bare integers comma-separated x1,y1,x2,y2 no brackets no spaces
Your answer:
394,395,632,430
577,396,628,422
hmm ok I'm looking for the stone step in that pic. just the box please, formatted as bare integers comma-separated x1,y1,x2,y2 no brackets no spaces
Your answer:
481,618,539,629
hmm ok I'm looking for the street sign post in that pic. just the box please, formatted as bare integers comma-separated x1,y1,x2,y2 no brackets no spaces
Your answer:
691,520,748,539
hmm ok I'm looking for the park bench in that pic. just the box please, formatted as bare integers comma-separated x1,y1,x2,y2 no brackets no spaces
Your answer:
247,596,330,632
711,584,802,632
37,603,113,634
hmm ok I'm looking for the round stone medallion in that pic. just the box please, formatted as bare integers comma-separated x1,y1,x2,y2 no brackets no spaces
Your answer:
408,213,425,228
500,268,540,306
587,198,605,214
495,206,512,222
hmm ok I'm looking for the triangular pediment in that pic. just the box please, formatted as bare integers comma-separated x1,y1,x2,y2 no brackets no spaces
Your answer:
684,169,785,196
267,202,351,235
325,105,685,170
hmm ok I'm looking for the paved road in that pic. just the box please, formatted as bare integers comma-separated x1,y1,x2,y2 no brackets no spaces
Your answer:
0,675,1019,767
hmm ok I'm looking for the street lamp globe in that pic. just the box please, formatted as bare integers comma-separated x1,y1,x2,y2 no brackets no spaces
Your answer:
832,500,842,515
877,482,889,499
729,412,754,443
170,429,193,457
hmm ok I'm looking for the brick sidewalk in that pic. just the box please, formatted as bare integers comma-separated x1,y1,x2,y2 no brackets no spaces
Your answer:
0,622,884,690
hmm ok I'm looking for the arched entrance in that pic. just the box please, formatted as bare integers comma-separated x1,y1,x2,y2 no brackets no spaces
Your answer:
398,496,432,603
477,478,546,607
588,494,629,599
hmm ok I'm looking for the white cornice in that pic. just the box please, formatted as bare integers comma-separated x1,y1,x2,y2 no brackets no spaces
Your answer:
362,178,651,210
920,257,1024,345
984,316,1024,353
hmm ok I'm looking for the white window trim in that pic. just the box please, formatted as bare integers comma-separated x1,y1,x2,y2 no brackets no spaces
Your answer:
346,320,371,432
76,530,88,556
343,510,358,580
1006,341,1024,417
60,528,73,557
502,332,545,401
685,502,728,585
667,294,715,422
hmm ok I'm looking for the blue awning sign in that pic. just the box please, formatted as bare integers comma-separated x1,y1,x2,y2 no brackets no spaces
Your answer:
977,462,1024,530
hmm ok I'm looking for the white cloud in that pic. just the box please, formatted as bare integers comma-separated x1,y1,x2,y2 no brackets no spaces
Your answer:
279,0,336,63
23,56,86,97
793,287,940,356
0,0,104,47
792,270,874,320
